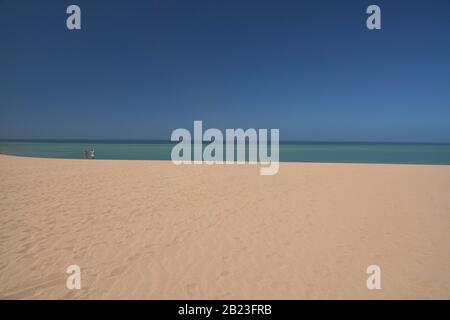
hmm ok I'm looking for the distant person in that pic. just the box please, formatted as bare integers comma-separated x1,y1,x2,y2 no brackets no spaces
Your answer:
84,149,88,159
90,148,96,159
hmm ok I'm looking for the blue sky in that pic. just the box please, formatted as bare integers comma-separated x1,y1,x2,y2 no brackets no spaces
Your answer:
1,0,450,142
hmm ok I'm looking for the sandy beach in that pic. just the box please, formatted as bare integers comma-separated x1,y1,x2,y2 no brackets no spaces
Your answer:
0,154,449,299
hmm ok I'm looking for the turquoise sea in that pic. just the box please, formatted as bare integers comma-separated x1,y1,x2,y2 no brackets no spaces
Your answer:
1,140,450,165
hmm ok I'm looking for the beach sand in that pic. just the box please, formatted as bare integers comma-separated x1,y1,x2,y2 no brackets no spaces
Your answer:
0,154,449,299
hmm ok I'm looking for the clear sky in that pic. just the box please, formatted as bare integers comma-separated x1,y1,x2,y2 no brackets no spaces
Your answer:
1,0,449,142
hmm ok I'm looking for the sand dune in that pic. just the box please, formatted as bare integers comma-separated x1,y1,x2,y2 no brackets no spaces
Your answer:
0,154,449,299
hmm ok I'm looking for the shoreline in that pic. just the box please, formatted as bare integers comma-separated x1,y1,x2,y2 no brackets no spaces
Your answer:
2,154,450,167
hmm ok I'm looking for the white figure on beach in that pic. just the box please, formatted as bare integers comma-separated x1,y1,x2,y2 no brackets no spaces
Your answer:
90,148,96,159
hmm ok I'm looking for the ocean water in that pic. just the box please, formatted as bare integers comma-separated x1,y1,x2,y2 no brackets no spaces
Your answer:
1,141,450,165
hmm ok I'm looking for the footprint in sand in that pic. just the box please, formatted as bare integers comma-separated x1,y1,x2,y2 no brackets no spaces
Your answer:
186,283,198,297
109,265,127,277
216,270,230,280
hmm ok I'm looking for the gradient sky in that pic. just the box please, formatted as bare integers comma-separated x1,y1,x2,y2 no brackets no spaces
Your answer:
1,0,450,142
